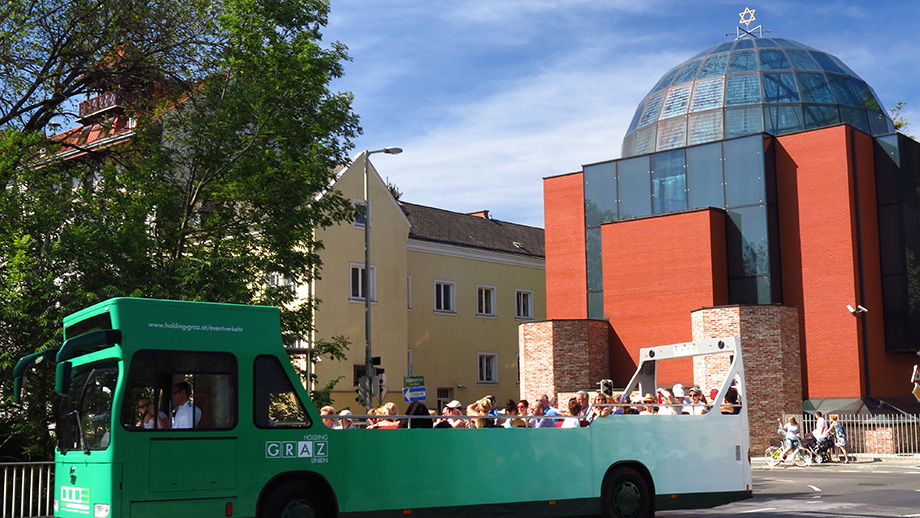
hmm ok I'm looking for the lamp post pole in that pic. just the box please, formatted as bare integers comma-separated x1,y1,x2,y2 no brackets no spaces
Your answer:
363,147,402,411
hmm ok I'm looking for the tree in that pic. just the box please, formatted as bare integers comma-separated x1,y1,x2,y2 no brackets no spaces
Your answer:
0,0,359,460
890,101,914,139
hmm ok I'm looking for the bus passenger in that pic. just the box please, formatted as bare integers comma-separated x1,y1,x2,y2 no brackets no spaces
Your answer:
575,391,590,422
444,400,468,428
656,390,678,415
335,409,354,429
506,400,530,428
720,388,741,415
561,397,582,428
587,392,610,421
320,406,336,428
136,398,169,429
531,401,555,428
686,388,708,415
171,382,201,428
639,394,657,415
375,403,399,429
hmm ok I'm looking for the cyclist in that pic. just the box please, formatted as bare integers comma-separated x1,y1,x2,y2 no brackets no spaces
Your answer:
777,416,800,463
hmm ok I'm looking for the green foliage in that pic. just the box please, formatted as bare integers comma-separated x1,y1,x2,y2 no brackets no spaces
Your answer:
890,101,914,139
0,0,358,460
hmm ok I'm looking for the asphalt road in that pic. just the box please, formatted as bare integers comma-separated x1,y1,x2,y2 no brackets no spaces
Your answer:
659,457,920,517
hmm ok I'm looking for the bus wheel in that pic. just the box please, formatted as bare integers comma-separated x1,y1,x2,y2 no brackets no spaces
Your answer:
601,467,652,518
262,482,327,518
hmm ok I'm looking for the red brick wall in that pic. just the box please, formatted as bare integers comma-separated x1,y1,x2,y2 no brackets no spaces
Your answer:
774,126,892,398
543,173,588,319
518,319,609,403
692,305,802,451
601,209,729,385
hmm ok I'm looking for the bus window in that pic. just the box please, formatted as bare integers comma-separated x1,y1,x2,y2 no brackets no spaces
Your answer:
254,355,311,428
58,363,118,452
123,350,238,431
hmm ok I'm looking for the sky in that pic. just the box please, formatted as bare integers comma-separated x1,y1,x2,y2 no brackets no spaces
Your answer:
323,0,920,228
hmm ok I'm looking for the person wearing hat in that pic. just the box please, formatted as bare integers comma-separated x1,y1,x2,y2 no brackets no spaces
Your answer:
686,387,708,415
334,409,354,429
638,393,657,415
445,400,468,428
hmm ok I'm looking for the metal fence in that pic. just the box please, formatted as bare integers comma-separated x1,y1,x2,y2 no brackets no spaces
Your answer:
786,413,920,458
1,463,53,518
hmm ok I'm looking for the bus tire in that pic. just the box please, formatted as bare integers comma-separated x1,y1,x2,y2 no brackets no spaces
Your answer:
601,467,652,518
261,481,330,518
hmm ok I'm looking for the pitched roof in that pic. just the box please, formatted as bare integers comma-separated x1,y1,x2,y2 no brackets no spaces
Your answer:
400,202,544,258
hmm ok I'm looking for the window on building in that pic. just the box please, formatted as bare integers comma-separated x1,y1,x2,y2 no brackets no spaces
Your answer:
478,353,497,384
477,285,496,316
516,290,533,319
353,200,369,228
350,263,376,302
516,354,520,385
436,387,454,412
435,281,455,313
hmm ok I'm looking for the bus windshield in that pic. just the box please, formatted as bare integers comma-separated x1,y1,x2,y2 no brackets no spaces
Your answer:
57,363,118,453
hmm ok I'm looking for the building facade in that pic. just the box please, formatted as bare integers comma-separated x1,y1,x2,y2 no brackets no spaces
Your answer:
525,35,920,445
306,153,546,412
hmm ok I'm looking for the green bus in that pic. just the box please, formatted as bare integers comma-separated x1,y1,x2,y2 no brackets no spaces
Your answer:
14,297,752,518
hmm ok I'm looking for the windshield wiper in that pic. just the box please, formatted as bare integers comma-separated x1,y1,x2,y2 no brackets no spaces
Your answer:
73,368,97,454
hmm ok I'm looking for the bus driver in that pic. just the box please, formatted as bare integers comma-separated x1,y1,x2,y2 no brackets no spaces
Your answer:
172,381,202,428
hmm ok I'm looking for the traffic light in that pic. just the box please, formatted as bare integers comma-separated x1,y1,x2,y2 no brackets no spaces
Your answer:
597,379,613,397
355,375,371,408
371,357,384,396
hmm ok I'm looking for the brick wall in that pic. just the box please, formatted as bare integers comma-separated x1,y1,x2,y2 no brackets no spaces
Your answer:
518,319,610,403
692,304,802,452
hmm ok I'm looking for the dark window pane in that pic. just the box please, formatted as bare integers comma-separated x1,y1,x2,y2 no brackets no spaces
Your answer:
651,149,687,214
726,205,770,276
827,73,862,106
687,142,725,208
733,39,754,50
868,110,893,135
754,38,778,48
674,59,702,84
804,104,840,129
785,49,820,70
852,79,882,111
584,161,617,226
725,106,764,138
690,77,724,112
728,50,758,73
724,135,766,207
254,355,309,429
796,72,834,103
840,107,870,133
713,41,733,53
699,53,728,78
725,73,761,106
759,49,790,69
586,228,603,291
688,111,723,145
617,155,651,219
764,104,804,135
810,51,846,74
587,292,605,320
763,72,799,103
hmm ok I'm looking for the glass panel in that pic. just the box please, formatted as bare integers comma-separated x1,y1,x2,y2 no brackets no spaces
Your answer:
584,161,617,227
689,77,724,112
254,355,310,428
852,78,882,111
674,59,703,84
649,66,681,95
868,110,893,135
733,39,754,50
657,116,687,151
626,100,645,134
699,53,728,78
687,142,725,208
725,73,761,106
785,48,820,70
840,106,870,133
796,72,834,103
621,132,637,158
724,135,765,207
713,41,733,53
634,125,657,155
639,92,664,126
762,72,799,103
726,206,770,276
660,83,693,119
728,277,772,304
829,55,858,77
759,49,790,69
754,38,778,48
688,110,723,145
586,227,603,291
59,364,118,452
764,104,804,135
587,292,605,320
810,51,846,74
617,155,651,220
725,106,764,137
804,104,840,129
827,74,861,106
728,50,758,73
651,149,687,214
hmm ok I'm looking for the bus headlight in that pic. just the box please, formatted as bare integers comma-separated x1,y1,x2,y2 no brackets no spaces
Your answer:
94,503,110,518
53,499,59,513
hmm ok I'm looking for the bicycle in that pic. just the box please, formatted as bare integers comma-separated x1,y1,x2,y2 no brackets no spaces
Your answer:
764,437,812,467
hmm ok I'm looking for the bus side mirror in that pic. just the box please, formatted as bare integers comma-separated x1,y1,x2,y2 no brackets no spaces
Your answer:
56,361,72,395
13,376,23,405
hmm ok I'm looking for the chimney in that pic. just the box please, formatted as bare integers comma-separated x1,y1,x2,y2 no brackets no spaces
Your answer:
467,210,490,219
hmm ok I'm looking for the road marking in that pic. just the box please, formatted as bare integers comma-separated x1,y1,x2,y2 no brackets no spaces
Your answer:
874,471,893,473
741,508,776,514
808,485,822,492
899,514,920,517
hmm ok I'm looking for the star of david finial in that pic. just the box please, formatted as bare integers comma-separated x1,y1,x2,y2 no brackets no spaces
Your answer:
739,7,756,27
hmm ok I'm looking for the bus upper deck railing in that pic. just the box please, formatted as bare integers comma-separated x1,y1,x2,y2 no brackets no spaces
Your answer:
1,462,53,518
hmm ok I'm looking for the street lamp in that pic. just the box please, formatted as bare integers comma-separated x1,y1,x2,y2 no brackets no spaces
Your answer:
363,147,402,410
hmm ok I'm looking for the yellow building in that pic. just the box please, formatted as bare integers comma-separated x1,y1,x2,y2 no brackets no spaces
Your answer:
304,152,545,414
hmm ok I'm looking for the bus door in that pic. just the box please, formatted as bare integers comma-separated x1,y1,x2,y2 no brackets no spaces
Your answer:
119,350,239,513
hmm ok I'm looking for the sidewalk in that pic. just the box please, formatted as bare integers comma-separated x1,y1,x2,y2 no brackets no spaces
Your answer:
752,453,920,470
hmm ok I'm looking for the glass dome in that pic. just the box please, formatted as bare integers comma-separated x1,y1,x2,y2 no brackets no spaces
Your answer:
621,37,895,157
